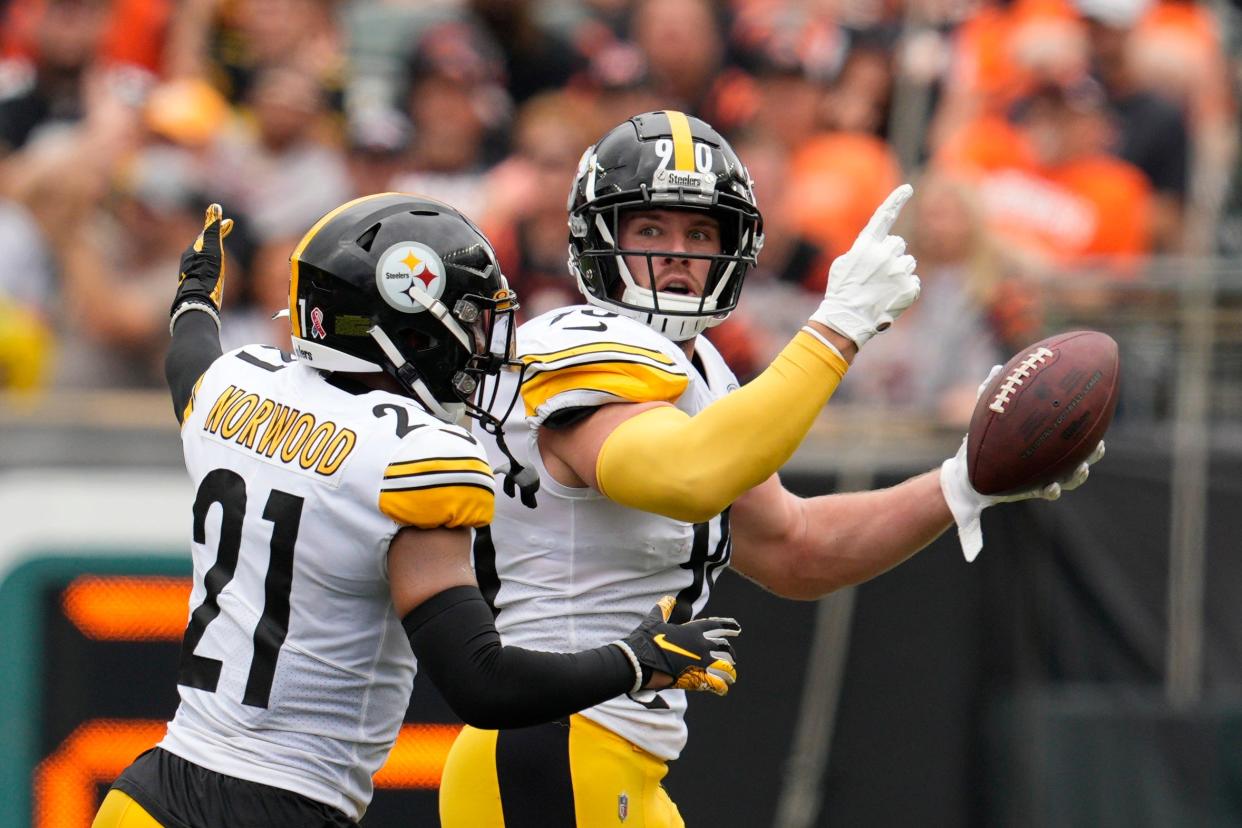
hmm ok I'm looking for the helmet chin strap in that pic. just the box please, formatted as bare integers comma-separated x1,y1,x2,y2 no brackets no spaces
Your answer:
476,411,540,509
368,325,464,423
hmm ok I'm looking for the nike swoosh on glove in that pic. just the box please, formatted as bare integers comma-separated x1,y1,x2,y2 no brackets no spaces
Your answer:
614,596,741,696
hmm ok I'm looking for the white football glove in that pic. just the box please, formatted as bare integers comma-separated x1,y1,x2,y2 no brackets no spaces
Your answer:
809,184,921,348
940,364,1106,562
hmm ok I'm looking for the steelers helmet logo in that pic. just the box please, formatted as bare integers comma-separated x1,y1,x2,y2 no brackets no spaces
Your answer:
375,242,448,313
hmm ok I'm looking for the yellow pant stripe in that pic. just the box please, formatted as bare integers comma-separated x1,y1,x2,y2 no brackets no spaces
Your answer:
440,715,684,827
92,790,164,828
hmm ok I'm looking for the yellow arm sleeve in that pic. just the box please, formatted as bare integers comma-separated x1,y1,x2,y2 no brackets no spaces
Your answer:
595,330,849,522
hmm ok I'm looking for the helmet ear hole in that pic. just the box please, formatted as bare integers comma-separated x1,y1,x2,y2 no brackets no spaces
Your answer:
355,224,381,252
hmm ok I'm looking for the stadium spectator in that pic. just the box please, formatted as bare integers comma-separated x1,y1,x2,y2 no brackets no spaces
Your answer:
732,7,847,156
0,0,136,155
929,0,1088,153
469,0,584,104
629,0,755,132
570,37,664,135
479,91,601,321
2,0,170,75
936,76,1153,268
1078,0,1191,251
390,19,511,222
342,106,410,199
163,0,345,110
204,64,351,243
1126,0,1236,251
0,198,55,389
781,45,905,265
55,144,208,388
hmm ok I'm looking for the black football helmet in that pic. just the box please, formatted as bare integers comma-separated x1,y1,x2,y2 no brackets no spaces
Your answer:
288,193,522,426
567,110,764,341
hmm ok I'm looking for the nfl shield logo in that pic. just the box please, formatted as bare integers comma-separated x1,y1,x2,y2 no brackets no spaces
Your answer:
618,792,629,822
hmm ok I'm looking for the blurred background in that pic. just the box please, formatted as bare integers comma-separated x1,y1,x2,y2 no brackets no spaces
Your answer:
1,0,1241,825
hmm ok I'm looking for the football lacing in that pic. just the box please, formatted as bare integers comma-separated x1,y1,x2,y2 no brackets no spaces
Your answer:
988,346,1054,414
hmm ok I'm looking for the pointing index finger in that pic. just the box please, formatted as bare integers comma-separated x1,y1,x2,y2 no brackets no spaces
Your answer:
864,183,914,241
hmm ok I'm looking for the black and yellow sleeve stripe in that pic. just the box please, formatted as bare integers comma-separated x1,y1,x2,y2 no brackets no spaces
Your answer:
520,341,689,416
378,455,495,529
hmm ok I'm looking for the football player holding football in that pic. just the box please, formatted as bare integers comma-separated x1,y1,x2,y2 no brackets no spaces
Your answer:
437,111,1105,826
92,195,743,828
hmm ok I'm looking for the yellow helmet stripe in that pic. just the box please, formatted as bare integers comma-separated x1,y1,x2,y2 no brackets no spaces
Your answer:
288,192,400,337
664,110,695,171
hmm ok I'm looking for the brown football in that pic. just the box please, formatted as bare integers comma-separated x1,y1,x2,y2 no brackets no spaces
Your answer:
967,330,1120,495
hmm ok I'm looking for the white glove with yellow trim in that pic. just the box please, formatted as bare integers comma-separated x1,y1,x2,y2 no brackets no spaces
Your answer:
940,364,1106,562
810,184,921,348
614,596,740,696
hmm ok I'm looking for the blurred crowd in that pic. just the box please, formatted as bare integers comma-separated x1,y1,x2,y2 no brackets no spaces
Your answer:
0,0,1237,426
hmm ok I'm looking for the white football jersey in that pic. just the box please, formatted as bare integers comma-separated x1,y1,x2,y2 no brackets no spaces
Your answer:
475,306,738,761
160,344,494,820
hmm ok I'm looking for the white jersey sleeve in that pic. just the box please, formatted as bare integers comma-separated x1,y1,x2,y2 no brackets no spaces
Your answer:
517,305,690,428
377,419,496,529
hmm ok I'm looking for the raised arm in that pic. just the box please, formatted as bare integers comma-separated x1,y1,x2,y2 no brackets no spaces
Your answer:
541,186,921,522
165,204,232,422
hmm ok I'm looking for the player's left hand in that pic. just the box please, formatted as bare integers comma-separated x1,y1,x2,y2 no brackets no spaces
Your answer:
170,203,234,332
617,596,740,696
940,364,1106,562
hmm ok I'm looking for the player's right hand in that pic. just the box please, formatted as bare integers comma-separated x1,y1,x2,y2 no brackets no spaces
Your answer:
170,203,234,330
810,184,921,348
940,364,1106,562
616,596,740,696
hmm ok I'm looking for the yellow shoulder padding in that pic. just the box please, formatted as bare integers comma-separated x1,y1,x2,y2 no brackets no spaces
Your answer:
379,485,494,529
595,331,848,522
521,360,689,417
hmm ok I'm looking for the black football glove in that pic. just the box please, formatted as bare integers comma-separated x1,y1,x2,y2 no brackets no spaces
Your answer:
616,596,740,696
169,203,234,332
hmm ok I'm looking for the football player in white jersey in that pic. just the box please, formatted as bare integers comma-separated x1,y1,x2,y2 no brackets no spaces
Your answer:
438,111,1105,827
92,194,745,828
